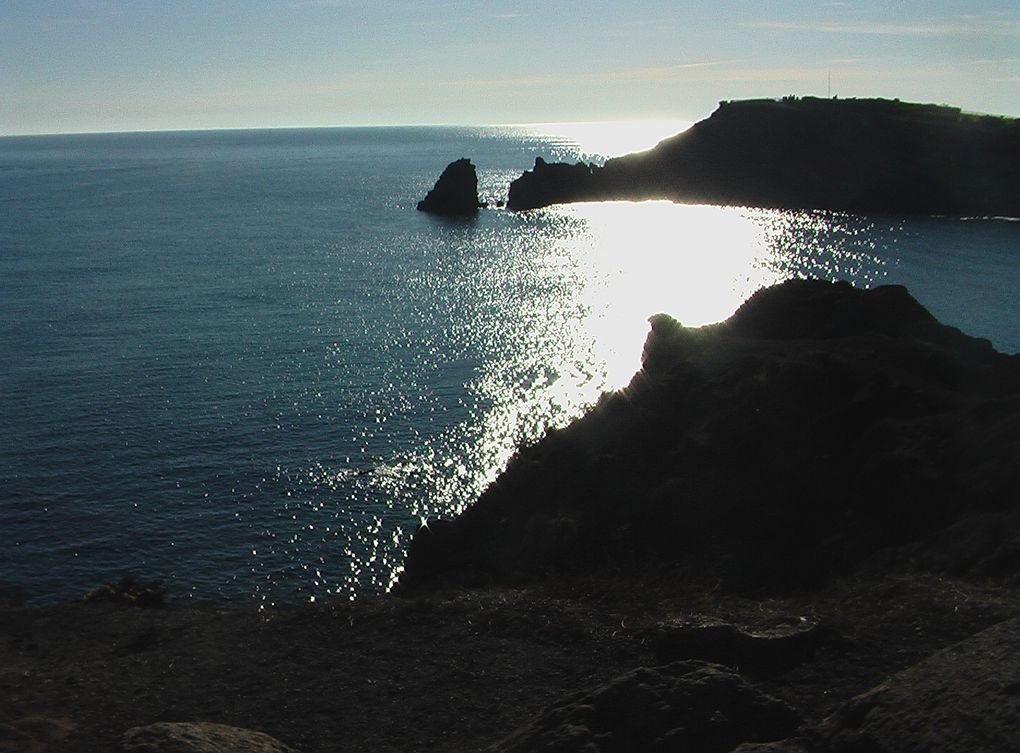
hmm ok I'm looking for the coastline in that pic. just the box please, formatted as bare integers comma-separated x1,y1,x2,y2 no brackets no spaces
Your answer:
4,279,1019,752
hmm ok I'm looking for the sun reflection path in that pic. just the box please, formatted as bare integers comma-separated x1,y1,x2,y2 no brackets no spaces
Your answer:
437,202,892,534
571,201,783,387
275,202,892,604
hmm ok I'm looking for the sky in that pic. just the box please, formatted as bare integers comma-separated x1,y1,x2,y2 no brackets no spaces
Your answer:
2,0,1019,135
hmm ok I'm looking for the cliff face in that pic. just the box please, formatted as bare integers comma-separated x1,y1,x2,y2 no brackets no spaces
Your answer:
398,280,1020,595
507,97,1020,216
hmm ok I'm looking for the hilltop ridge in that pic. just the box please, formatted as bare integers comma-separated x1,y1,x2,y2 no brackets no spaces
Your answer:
507,97,1020,216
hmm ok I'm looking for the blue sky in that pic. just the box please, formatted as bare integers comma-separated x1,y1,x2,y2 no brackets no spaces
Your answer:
3,1,1019,135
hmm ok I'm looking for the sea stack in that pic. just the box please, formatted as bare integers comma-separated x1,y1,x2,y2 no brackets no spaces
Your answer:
417,158,486,216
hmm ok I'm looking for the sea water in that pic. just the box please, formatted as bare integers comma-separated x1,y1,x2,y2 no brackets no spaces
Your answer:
1,126,1018,605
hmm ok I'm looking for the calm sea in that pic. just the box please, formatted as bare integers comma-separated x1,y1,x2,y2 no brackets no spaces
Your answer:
1,125,1018,606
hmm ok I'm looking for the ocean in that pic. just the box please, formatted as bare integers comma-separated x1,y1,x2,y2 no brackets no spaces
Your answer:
1,125,1018,606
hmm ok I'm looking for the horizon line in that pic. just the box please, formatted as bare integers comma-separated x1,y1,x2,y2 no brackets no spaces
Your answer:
0,117,696,141
6,95,1015,139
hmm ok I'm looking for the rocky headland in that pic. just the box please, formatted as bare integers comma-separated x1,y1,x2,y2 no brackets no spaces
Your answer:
399,279,1020,594
3,280,1019,752
506,97,1020,216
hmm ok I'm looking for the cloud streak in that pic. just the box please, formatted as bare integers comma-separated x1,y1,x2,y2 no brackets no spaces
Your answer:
433,60,754,89
419,55,1010,94
744,15,1020,38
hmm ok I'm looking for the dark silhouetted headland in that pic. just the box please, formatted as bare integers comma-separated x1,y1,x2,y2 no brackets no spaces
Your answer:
399,279,1020,595
507,97,1020,216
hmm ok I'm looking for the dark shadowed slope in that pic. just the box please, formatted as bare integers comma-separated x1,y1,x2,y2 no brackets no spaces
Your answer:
398,279,1020,595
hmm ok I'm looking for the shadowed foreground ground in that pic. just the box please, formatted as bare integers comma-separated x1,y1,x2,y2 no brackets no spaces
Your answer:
3,280,1018,752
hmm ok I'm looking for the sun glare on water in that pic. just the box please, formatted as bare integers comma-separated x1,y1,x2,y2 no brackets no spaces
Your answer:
525,119,694,159
561,201,782,387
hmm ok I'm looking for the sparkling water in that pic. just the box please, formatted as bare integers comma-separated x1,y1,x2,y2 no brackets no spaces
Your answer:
1,126,1017,605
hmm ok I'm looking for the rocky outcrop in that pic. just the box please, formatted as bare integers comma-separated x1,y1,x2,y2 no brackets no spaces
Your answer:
121,723,300,753
397,280,1020,595
505,157,601,210
507,97,1020,215
488,661,801,753
650,617,839,678
417,158,486,216
823,617,1020,752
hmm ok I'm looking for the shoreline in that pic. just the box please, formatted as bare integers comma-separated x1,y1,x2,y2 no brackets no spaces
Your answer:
4,279,1020,752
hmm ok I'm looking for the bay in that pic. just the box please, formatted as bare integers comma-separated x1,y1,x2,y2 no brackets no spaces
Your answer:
1,125,1017,605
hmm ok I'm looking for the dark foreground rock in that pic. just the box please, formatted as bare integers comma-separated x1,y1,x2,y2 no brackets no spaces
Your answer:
121,722,300,753
0,716,74,753
507,97,1020,215
398,279,1020,594
823,617,1020,753
489,661,802,753
649,617,838,678
3,575,1016,753
417,158,486,215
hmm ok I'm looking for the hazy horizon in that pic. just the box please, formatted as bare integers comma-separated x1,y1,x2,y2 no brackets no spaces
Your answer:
3,1,1019,137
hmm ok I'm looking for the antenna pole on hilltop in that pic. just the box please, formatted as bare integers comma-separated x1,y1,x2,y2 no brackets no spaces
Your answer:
828,70,831,98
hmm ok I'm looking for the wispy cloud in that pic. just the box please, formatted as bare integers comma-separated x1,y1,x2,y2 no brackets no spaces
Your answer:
432,62,835,90
614,60,746,81
966,57,1020,65
744,15,1020,37
422,55,1015,93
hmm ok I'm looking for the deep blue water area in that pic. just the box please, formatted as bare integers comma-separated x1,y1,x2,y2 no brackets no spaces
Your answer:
1,126,1018,605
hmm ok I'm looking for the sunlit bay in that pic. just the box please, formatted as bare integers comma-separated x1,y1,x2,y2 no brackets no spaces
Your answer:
3,127,1017,606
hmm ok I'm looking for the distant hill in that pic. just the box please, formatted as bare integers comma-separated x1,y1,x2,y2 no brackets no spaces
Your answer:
507,97,1020,216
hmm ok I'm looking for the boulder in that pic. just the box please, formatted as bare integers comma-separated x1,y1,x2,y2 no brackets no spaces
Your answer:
823,617,1020,753
489,660,801,753
120,722,300,753
730,743,814,753
650,616,839,678
417,158,486,216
